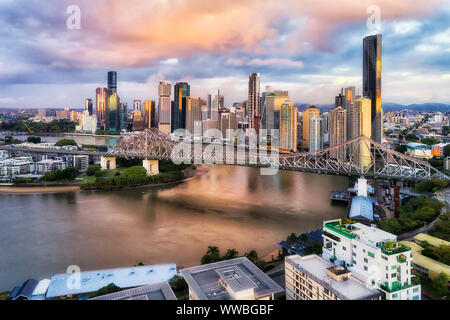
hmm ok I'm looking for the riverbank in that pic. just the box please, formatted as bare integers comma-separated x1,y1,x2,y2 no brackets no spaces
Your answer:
0,165,209,195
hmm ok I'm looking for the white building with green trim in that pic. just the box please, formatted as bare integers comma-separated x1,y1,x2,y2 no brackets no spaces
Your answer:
321,219,421,300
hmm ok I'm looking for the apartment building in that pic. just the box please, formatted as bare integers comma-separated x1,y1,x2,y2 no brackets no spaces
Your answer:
285,254,381,300
321,219,421,300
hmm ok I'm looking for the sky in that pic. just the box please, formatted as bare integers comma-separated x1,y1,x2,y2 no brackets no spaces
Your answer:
0,0,449,109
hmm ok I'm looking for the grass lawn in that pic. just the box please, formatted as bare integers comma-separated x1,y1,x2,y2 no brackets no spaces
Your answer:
0,292,10,300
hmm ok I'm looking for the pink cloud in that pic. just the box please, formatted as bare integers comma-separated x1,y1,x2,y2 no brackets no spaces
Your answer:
45,0,447,67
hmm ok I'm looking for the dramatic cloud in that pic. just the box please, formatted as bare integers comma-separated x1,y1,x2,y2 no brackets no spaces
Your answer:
0,0,449,107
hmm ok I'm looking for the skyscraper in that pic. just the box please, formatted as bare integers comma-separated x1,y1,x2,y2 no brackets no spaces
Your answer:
353,97,372,167
363,34,382,143
341,86,356,142
185,97,202,134
107,71,117,94
208,91,223,121
120,102,127,131
144,100,156,129
309,117,323,152
106,92,120,132
96,88,108,128
302,106,320,149
172,82,190,132
330,106,347,160
248,73,261,130
134,100,142,114
85,99,93,115
158,81,172,134
280,101,297,153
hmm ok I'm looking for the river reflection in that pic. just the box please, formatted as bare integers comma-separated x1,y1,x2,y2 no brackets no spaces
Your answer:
0,165,348,291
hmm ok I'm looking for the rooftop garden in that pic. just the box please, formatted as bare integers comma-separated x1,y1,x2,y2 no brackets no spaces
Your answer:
379,241,411,256
324,220,357,239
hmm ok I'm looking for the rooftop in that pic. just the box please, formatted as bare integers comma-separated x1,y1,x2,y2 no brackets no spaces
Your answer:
90,281,177,300
349,196,374,222
46,264,177,299
180,257,283,300
414,233,450,248
287,255,380,300
400,241,450,275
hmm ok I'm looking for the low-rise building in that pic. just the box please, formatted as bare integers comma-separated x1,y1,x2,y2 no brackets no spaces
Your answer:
285,254,380,300
73,155,89,173
35,159,67,174
0,157,35,176
46,264,177,300
180,257,283,300
399,240,449,284
90,281,177,300
406,143,432,159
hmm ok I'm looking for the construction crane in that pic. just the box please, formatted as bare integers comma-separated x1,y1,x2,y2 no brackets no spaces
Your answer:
23,121,33,134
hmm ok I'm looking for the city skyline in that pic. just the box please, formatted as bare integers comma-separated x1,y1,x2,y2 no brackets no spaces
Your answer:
0,0,449,108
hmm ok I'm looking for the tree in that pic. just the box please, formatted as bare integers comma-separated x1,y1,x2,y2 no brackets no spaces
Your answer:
27,136,41,144
422,137,438,146
287,233,297,245
87,165,101,176
299,233,308,245
245,250,259,264
169,275,188,292
222,249,239,261
432,272,449,298
395,144,407,154
405,134,419,142
201,246,221,265
125,166,147,178
89,283,122,298
55,139,78,147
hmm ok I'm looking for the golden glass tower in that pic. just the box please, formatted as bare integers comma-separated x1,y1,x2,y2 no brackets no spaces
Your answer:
302,106,320,149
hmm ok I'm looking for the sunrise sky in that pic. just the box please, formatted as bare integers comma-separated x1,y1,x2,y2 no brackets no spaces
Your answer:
0,0,449,108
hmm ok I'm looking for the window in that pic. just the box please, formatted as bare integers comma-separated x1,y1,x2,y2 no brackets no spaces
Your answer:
364,258,368,263
368,251,375,258
352,252,356,257
391,273,396,278
364,266,368,271
413,287,419,293
413,295,420,300
391,265,396,270
386,266,388,270
382,255,388,261
393,293,398,298
343,246,346,251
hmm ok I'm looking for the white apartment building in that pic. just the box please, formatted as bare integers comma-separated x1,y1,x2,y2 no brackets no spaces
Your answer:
36,159,67,174
0,157,35,176
73,155,89,173
321,219,421,300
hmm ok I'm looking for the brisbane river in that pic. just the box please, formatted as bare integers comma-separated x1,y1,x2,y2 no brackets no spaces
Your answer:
0,134,349,291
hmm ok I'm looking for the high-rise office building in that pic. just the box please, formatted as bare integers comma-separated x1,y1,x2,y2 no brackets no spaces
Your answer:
351,97,372,167
85,99,93,115
342,87,356,142
363,34,382,143
96,88,108,128
185,97,202,134
330,106,347,160
107,71,117,94
280,101,297,153
335,93,343,108
302,106,320,149
172,82,190,132
120,102,127,131
144,100,156,129
158,81,172,134
208,91,223,121
219,112,238,141
309,116,323,152
248,73,261,130
105,92,120,132
134,100,142,114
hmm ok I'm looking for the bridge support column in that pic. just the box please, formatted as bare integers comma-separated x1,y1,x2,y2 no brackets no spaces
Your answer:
143,160,159,176
100,156,116,171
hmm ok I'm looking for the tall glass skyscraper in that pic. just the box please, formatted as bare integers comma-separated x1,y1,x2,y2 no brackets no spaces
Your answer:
107,71,117,94
248,73,261,130
172,82,190,132
85,99,93,115
106,92,120,132
96,88,108,128
120,102,127,131
363,34,382,143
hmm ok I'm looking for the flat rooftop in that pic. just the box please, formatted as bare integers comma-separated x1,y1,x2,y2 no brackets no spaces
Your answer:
325,220,396,245
90,281,177,300
287,255,380,300
46,264,177,299
180,257,283,300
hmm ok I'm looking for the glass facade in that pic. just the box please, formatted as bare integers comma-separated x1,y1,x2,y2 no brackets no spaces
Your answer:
172,82,190,132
